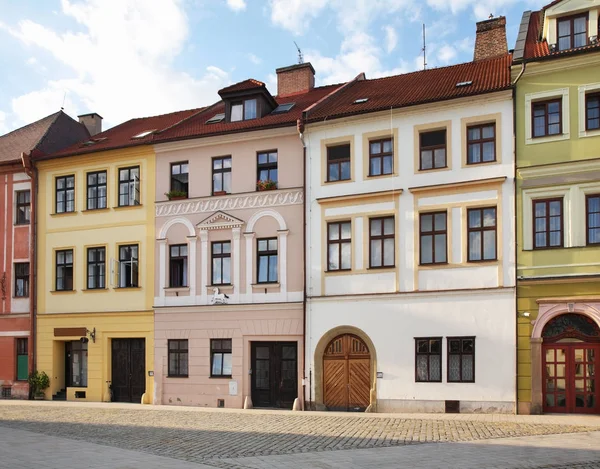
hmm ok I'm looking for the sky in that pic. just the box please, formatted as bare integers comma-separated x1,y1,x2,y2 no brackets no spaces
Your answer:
0,0,546,134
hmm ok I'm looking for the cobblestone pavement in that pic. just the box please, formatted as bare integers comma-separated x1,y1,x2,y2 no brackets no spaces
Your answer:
1,402,599,468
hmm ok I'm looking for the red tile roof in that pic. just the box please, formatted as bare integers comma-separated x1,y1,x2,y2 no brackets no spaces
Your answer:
219,79,266,95
305,54,512,122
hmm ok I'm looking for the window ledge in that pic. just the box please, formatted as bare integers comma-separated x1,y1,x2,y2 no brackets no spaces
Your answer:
206,284,233,290
418,166,449,173
82,207,110,213
167,375,189,379
251,282,280,290
466,160,498,167
526,134,569,145
12,296,29,299
164,287,190,293
209,375,232,379
367,266,396,271
113,204,142,210
367,173,396,179
81,288,108,293
324,178,353,185
14,222,31,226
579,129,600,139
50,290,76,295
113,286,142,291
50,211,78,217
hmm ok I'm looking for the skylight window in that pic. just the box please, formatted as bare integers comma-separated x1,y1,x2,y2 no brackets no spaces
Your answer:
81,137,107,146
456,81,473,88
132,130,155,139
206,113,225,124
353,98,369,104
271,103,295,114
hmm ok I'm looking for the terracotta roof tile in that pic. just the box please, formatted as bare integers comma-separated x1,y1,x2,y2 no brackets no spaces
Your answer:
305,54,512,122
219,79,266,95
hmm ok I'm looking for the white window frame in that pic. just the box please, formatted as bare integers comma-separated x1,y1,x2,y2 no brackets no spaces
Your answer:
525,88,570,145
578,82,600,138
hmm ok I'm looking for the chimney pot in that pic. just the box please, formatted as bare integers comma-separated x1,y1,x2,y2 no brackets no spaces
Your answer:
78,113,103,136
474,16,508,61
276,62,315,97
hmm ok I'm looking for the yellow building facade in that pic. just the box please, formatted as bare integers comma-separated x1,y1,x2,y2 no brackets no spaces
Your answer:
36,145,155,403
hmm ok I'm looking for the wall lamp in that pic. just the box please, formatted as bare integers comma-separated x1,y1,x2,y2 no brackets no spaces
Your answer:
81,327,96,344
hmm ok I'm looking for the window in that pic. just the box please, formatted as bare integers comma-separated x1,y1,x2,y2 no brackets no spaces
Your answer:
56,249,73,291
119,245,139,288
212,241,231,285
87,247,105,289
467,124,496,164
369,217,395,268
245,99,257,120
447,337,475,383
327,221,351,271
231,99,257,122
532,100,562,138
257,151,278,188
168,339,188,377
327,144,351,182
369,138,393,176
170,162,189,195
420,130,446,170
231,102,243,122
169,244,188,287
211,339,232,377
118,167,140,206
55,175,75,213
557,14,587,51
212,157,232,195
67,340,87,387
533,198,563,249
14,263,29,298
420,212,447,265
467,207,497,262
86,171,107,210
257,238,278,283
587,194,600,245
15,190,30,224
415,338,442,382
586,93,600,131
16,338,28,381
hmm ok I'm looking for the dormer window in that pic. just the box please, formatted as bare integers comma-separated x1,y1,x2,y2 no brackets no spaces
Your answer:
231,99,257,122
557,14,587,51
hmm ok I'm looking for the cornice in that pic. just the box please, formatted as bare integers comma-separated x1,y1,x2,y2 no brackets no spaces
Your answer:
518,158,600,179
156,188,303,217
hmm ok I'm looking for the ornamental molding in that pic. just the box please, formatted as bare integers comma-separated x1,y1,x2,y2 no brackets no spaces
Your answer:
197,211,244,231
156,188,303,217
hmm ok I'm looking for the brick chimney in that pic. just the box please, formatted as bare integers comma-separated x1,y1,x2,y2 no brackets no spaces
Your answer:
78,112,103,136
276,62,315,97
474,16,508,61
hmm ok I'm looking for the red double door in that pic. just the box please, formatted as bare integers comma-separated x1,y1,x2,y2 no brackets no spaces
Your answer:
543,343,599,414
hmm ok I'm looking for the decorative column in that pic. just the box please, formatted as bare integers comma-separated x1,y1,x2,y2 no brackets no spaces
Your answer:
530,337,543,415
244,232,255,303
232,228,241,302
278,229,289,301
200,230,209,305
187,235,197,300
157,238,167,306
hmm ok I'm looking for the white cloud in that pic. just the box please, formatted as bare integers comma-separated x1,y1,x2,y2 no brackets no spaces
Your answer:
2,0,231,129
437,44,457,64
0,111,7,135
383,25,397,54
225,0,246,12
426,0,522,19
247,53,262,65
26,57,37,65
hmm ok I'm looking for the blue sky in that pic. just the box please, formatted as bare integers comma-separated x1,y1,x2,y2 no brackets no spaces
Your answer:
0,0,545,133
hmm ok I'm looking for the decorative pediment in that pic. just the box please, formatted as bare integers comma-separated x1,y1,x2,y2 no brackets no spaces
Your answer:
197,211,244,231
545,0,599,17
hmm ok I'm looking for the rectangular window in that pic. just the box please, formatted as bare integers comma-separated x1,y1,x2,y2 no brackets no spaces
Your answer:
257,151,278,189
87,247,105,290
16,338,28,381
168,339,189,377
119,245,139,288
212,241,231,285
14,262,29,298
420,212,447,265
557,14,587,51
118,166,140,206
467,124,496,164
415,338,442,382
211,339,232,377
587,194,600,245
420,130,446,170
369,138,393,176
86,171,107,210
169,244,188,287
327,221,351,271
212,156,232,195
369,217,395,268
170,161,189,195
532,99,562,138
327,144,351,182
55,175,75,213
244,99,257,120
257,238,278,283
447,337,475,383
230,99,257,122
15,190,31,224
467,207,497,261
586,93,600,131
533,198,563,249
56,249,73,291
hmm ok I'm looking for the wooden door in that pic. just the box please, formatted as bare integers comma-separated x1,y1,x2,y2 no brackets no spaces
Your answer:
111,339,145,403
251,342,298,409
323,334,371,411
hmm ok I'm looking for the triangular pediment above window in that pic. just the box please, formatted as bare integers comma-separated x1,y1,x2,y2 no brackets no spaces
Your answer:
197,211,244,231
545,0,600,17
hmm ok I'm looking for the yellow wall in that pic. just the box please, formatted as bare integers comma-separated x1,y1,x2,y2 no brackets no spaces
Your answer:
36,146,156,402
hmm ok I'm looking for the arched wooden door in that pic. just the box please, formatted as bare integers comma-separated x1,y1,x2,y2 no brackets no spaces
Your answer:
323,334,371,411
542,314,599,414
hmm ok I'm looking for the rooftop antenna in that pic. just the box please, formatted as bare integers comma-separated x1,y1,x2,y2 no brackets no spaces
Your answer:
294,41,304,64
61,91,66,111
422,24,427,70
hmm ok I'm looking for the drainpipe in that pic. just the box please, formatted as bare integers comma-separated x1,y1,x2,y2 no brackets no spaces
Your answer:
297,118,308,410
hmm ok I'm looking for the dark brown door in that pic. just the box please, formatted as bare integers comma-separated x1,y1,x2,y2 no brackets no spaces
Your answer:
323,334,371,412
251,342,297,409
543,344,599,414
111,339,145,403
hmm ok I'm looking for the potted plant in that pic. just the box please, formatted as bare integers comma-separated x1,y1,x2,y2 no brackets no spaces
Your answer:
164,190,188,200
256,179,278,191
28,370,50,400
